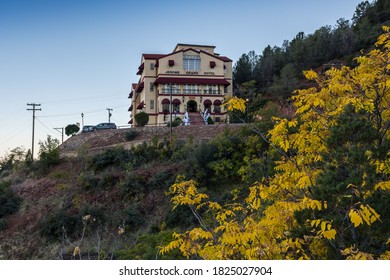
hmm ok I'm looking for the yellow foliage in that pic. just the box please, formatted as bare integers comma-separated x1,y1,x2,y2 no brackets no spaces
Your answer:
161,28,390,260
224,97,247,113
349,205,380,228
349,209,363,227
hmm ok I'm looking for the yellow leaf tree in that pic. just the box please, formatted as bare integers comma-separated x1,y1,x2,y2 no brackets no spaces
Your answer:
161,28,390,260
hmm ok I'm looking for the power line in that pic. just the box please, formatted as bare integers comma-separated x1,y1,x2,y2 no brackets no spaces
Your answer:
0,123,31,147
26,103,41,160
53,127,64,143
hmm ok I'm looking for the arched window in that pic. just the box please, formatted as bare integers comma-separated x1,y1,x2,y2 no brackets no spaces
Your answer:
162,98,170,114
172,99,181,113
203,99,212,112
213,100,222,113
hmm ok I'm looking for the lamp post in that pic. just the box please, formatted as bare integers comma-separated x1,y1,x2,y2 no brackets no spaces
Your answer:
169,83,173,139
107,108,113,123
81,113,84,128
246,98,250,122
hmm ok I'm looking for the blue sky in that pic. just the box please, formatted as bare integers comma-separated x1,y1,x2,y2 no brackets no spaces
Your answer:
0,0,363,158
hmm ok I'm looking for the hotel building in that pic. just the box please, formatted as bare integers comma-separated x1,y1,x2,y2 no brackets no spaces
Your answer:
128,43,233,126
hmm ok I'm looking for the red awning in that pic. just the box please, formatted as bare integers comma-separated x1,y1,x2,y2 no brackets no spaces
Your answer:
128,91,133,98
161,98,170,104
135,82,144,93
203,99,212,106
213,100,222,106
128,105,133,111
172,98,181,105
137,63,144,75
154,77,230,86
136,101,144,109
128,118,133,124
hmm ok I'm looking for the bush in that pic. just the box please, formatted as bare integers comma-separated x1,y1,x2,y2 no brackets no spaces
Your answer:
89,146,131,171
134,112,149,127
0,218,7,231
36,135,61,174
0,181,22,219
77,172,100,190
124,205,145,229
65,124,80,136
38,210,80,241
146,171,175,191
167,117,183,127
115,230,183,260
121,173,146,196
125,131,138,141
207,116,214,125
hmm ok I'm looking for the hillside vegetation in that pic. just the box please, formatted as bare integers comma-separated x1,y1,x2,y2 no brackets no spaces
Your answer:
1,0,389,260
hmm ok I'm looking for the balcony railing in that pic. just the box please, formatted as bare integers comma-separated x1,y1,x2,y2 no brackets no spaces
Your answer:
182,89,202,94
203,90,221,95
159,89,223,95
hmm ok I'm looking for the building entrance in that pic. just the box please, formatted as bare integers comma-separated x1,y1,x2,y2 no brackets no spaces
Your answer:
187,100,198,112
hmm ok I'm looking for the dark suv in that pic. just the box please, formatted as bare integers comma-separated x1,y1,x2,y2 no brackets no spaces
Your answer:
82,125,95,133
94,123,117,130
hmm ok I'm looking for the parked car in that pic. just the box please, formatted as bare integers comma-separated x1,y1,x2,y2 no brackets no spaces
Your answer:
82,125,95,133
94,122,117,130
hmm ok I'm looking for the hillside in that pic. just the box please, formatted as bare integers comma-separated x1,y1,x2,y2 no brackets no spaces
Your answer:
60,124,243,156
0,123,245,259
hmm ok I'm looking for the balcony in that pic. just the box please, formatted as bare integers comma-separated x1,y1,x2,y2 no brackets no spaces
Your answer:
183,89,201,94
203,89,221,95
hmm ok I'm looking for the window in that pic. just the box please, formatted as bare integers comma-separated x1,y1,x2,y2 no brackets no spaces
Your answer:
204,85,220,94
150,82,154,92
162,84,180,94
224,85,228,94
150,100,154,110
150,63,155,70
183,84,200,94
162,101,169,114
183,55,201,71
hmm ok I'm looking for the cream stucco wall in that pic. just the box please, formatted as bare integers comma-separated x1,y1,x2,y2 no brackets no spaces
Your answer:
130,44,233,126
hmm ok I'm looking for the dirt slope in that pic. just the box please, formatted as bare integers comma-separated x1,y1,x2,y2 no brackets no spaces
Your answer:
60,124,244,157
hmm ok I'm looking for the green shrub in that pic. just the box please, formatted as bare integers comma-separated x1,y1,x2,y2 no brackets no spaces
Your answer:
90,146,131,171
115,230,183,260
49,170,71,180
36,135,61,174
0,218,7,231
78,172,100,190
134,112,149,127
167,117,182,127
125,130,138,141
207,116,214,125
124,205,145,229
120,173,146,196
164,204,197,229
0,181,21,219
38,210,80,241
65,124,80,136
146,171,175,191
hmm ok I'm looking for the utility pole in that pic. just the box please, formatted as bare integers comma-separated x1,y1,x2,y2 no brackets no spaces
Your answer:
26,103,41,160
107,108,113,123
53,127,64,143
169,84,173,139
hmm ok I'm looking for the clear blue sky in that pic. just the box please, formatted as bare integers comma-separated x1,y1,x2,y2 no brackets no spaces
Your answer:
0,0,363,158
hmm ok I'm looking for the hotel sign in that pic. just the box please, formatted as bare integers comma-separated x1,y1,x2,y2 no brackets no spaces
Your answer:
165,70,216,76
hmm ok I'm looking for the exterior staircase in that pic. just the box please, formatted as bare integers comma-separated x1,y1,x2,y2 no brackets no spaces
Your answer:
188,112,205,125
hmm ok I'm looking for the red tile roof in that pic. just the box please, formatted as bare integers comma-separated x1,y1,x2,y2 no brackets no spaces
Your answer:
154,77,230,85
